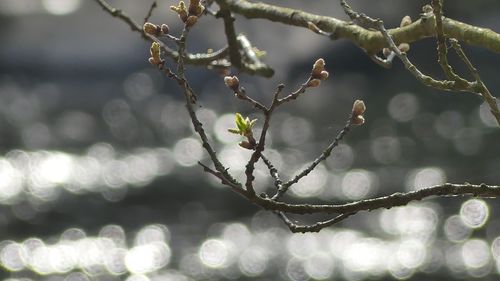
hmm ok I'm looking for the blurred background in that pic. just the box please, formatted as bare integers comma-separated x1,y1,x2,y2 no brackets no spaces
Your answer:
0,0,499,280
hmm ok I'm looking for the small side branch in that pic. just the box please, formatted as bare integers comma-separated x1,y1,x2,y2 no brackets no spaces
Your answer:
277,212,354,233
275,116,352,199
260,154,283,191
244,84,285,195
449,39,500,125
144,1,158,24
431,0,469,85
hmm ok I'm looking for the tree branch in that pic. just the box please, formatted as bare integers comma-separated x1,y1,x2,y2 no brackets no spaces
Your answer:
253,183,500,215
218,0,500,54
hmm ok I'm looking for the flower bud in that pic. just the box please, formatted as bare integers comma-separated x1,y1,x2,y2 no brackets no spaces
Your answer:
171,1,188,22
239,141,254,150
149,42,162,65
224,76,240,91
352,100,366,117
143,22,161,36
398,43,410,53
307,79,321,88
185,15,198,27
319,70,329,80
351,115,365,125
400,15,412,27
188,0,204,16
312,58,325,72
161,24,170,34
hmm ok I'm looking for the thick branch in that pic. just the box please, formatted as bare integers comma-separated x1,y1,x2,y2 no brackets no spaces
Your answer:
254,183,500,215
219,0,500,54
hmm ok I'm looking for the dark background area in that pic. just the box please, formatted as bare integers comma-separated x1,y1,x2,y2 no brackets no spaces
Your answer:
0,0,499,280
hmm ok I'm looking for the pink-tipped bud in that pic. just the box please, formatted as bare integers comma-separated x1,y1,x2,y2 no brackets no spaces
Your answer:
307,79,321,88
224,76,240,91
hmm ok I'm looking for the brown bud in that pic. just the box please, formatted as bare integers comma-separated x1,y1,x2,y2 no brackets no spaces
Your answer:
352,100,366,117
143,22,161,36
188,0,204,16
311,58,325,78
185,15,198,27
307,79,321,88
351,115,365,126
400,15,412,27
161,24,170,34
398,43,410,53
319,71,329,80
148,57,156,65
224,76,240,91
238,141,254,150
383,48,392,58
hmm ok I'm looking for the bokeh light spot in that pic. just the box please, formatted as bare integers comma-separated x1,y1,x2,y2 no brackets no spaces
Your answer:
173,138,203,167
42,0,81,15
388,93,419,122
199,239,229,268
460,199,489,228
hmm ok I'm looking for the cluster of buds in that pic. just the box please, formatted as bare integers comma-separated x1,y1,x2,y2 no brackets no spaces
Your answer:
228,113,257,149
170,0,204,27
351,100,366,125
143,22,169,36
307,58,329,88
224,76,240,92
148,42,164,66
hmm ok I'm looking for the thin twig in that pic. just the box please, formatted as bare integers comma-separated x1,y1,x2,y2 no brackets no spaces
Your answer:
260,154,283,191
198,161,246,195
449,39,500,125
244,84,285,195
276,116,352,199
233,87,268,112
277,212,354,233
431,0,468,85
144,1,158,24
277,79,311,105
169,22,241,187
